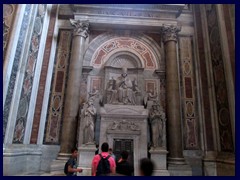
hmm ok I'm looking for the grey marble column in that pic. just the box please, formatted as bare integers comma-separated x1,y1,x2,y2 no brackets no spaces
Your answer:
161,24,185,164
59,20,89,155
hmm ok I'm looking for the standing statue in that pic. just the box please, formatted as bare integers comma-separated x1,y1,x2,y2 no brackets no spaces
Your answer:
149,104,166,148
82,98,96,144
117,67,135,104
107,77,118,104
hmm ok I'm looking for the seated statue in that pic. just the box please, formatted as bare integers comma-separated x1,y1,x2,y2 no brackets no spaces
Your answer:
106,67,140,105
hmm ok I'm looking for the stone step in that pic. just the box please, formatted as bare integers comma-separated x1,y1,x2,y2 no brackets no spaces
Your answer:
50,159,66,172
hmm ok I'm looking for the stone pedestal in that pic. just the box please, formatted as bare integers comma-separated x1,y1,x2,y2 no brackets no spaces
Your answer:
77,144,96,176
202,151,217,176
149,147,170,176
100,104,148,176
168,163,192,176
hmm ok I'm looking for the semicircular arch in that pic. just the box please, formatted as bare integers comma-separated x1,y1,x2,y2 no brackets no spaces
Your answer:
83,32,163,70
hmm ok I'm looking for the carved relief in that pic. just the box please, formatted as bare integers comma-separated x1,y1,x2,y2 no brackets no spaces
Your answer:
105,67,140,105
108,120,140,131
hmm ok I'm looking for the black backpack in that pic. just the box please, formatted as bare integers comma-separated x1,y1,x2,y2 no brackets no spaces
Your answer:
64,161,68,175
96,154,111,176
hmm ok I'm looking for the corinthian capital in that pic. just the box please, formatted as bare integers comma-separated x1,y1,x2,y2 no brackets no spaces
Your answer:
70,19,89,38
161,24,181,43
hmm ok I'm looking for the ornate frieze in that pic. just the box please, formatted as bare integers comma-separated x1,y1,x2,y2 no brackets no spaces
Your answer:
108,120,140,131
70,19,89,38
161,24,181,43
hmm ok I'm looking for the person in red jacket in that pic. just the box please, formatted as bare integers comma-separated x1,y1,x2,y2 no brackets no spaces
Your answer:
91,142,116,176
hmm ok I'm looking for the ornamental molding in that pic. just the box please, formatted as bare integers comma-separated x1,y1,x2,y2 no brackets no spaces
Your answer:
161,24,181,43
70,19,89,38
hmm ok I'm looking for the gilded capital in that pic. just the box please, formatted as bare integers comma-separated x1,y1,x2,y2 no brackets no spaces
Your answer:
70,19,89,38
161,24,181,43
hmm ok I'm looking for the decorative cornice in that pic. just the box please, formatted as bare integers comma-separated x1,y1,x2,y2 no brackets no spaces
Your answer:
70,19,89,38
161,24,181,43
71,4,185,20
155,69,165,78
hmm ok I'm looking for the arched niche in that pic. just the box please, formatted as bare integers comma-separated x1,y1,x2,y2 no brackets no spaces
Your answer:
103,51,144,105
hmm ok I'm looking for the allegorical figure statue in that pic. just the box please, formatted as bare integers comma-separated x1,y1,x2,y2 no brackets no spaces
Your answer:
149,104,166,148
106,67,140,105
82,98,96,144
144,89,158,108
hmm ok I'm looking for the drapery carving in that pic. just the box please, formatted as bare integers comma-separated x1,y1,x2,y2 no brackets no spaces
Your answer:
106,67,141,105
149,103,166,148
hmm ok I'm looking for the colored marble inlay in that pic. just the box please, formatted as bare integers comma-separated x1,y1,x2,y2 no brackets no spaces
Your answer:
3,5,31,142
206,5,233,152
92,37,156,69
186,118,197,148
184,77,193,98
44,30,72,144
179,36,198,149
145,80,157,94
91,77,101,91
30,5,58,144
55,71,64,92
194,5,214,151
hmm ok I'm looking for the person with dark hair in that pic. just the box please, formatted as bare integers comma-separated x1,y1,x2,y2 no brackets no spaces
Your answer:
91,142,116,176
95,144,99,155
65,147,83,176
139,158,154,176
108,148,116,161
116,150,134,176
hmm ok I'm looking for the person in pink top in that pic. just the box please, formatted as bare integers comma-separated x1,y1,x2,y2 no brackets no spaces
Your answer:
91,142,116,176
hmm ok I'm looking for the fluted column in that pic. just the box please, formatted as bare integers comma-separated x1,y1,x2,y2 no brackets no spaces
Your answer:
59,20,89,155
161,24,185,164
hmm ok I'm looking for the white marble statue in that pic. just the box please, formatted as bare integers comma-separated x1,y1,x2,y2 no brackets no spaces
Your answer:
149,104,166,148
144,89,158,107
106,67,140,105
82,98,96,144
